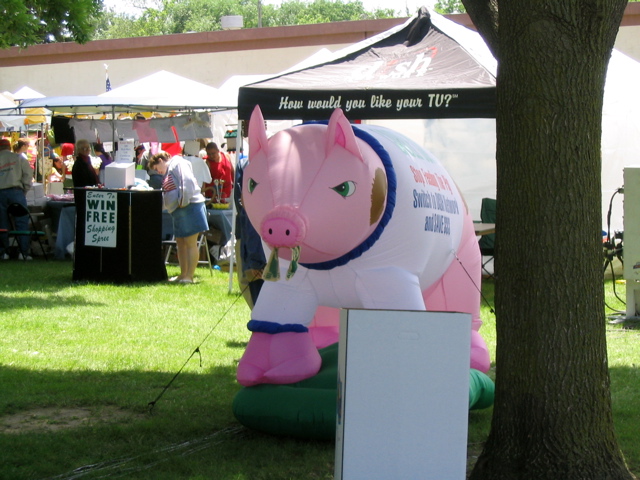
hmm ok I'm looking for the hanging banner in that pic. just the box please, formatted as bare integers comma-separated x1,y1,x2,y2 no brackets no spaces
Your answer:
85,191,117,248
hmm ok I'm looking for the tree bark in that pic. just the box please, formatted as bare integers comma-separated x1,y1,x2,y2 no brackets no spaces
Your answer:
463,1,635,478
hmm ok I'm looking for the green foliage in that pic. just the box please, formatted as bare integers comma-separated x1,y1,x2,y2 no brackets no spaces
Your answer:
159,0,241,34
434,0,466,14
0,0,103,48
1,0,399,44
266,0,394,27
94,9,166,39
93,0,396,40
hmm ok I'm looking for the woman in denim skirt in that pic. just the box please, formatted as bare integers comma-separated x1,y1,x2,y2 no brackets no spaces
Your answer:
149,152,208,284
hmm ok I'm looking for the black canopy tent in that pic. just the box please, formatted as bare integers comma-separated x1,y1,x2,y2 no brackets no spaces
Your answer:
238,7,497,122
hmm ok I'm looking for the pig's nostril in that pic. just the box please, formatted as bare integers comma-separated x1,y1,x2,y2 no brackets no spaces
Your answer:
286,229,290,236
269,228,273,235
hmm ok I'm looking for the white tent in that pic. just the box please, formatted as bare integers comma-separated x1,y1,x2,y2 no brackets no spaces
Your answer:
600,50,640,234
218,75,272,107
0,89,49,129
12,86,50,125
217,49,334,107
238,10,639,233
100,70,222,105
213,49,339,151
0,93,25,130
100,70,240,143
13,86,45,100
369,49,640,233
15,71,234,115
18,94,233,115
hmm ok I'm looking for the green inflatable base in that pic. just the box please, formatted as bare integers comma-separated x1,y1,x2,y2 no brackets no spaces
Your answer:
233,343,494,440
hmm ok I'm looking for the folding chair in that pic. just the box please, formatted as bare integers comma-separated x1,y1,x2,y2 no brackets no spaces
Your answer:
163,232,213,275
478,198,496,278
7,203,49,261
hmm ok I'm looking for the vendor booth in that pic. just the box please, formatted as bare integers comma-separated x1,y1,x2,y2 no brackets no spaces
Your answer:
11,92,236,281
238,7,497,223
238,7,496,122
73,188,166,283
238,7,640,233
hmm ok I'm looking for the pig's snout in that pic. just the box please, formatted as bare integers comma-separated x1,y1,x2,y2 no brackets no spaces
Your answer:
260,207,307,248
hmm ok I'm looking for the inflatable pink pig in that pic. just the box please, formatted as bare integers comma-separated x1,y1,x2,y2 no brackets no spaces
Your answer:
237,106,490,386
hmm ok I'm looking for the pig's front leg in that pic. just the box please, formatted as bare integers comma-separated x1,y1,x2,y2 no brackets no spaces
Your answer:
355,266,427,310
237,271,321,386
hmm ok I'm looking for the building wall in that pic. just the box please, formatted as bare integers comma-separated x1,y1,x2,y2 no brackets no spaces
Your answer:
616,26,640,61
0,44,345,97
0,19,401,97
0,6,638,98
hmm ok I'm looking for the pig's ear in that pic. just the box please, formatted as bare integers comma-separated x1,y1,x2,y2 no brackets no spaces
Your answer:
326,108,363,162
249,105,268,157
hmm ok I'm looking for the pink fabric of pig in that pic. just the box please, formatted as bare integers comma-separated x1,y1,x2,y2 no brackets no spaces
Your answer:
237,106,490,386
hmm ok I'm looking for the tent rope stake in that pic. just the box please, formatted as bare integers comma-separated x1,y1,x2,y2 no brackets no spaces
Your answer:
148,284,249,413
451,249,495,314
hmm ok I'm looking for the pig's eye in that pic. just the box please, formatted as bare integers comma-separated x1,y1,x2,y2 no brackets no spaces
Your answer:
248,178,258,193
332,181,356,197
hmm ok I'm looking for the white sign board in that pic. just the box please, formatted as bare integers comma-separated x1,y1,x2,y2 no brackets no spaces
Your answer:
115,139,135,163
84,191,117,248
335,309,471,480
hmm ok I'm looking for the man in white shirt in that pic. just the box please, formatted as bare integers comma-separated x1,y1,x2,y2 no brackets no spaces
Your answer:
0,138,33,260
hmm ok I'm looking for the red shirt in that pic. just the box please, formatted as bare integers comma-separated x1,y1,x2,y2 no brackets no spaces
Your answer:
203,152,233,201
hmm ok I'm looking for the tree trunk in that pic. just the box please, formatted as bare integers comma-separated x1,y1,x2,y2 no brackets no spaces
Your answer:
463,1,635,478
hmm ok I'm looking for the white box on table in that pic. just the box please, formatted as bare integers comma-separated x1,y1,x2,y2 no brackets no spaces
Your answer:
48,182,64,195
104,162,135,188
26,182,45,205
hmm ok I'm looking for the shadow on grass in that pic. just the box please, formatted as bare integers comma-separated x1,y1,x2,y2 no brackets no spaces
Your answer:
3,365,634,479
0,293,105,312
0,360,338,480
226,340,248,349
0,362,251,478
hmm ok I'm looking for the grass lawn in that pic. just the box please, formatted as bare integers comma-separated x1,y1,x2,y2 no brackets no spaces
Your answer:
0,260,637,479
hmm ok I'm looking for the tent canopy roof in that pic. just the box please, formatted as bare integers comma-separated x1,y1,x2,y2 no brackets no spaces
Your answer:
12,86,45,100
0,93,25,129
11,71,235,116
15,94,235,116
238,7,497,121
100,70,221,101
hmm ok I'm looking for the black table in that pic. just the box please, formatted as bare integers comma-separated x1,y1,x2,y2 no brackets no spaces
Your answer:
73,188,167,283
43,200,75,234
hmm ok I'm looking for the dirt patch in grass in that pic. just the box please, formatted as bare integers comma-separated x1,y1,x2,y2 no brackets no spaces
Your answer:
0,406,146,434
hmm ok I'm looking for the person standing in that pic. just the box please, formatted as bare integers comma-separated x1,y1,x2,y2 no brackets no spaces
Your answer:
94,143,113,184
234,152,265,308
148,152,208,284
202,142,233,205
0,138,33,260
60,143,75,169
47,157,66,184
133,144,148,170
13,138,30,159
71,139,100,188
94,143,113,169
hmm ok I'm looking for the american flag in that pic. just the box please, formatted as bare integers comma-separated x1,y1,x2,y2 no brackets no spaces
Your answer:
105,64,111,92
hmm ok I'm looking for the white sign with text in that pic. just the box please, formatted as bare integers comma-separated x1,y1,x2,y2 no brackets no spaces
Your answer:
84,191,117,248
116,139,135,163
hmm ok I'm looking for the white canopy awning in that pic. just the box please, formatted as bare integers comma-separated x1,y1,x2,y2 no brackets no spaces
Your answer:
17,95,235,115
0,93,26,130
